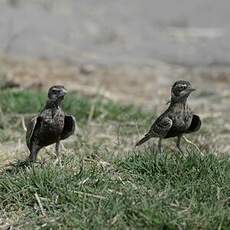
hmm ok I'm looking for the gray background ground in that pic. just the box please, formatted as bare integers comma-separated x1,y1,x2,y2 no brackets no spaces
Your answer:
0,0,230,66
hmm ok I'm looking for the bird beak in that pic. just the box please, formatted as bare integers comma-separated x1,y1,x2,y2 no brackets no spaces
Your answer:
59,88,68,97
189,88,196,92
62,88,68,94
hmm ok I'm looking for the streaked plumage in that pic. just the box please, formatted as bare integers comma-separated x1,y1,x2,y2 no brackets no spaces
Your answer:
136,80,201,153
26,85,76,162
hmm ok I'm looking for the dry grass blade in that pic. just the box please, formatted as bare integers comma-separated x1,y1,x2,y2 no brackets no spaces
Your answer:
21,116,27,131
183,136,204,156
73,191,106,200
34,193,46,217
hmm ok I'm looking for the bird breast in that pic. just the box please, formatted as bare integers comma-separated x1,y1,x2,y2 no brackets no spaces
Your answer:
40,109,65,139
170,104,193,131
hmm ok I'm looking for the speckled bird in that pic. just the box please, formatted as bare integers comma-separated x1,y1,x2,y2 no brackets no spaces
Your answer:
26,85,76,163
136,80,201,153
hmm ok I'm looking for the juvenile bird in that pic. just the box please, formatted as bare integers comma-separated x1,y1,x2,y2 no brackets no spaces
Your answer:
136,80,201,153
26,85,76,163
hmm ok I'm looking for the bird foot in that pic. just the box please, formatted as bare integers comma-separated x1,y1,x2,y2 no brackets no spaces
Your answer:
53,158,63,167
150,145,160,154
177,147,184,156
158,147,163,154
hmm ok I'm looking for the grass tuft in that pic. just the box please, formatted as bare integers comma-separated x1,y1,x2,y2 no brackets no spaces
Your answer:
0,89,149,122
0,88,229,229
0,152,230,229
0,89,151,142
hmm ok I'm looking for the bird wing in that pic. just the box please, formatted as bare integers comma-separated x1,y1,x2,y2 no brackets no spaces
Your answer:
136,116,172,146
26,116,42,150
60,115,76,140
185,114,201,133
149,116,173,138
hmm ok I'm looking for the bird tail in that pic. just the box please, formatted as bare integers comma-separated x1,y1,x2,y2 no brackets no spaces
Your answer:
136,133,151,146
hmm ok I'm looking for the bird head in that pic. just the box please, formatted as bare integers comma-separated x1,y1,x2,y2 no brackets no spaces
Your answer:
48,85,67,102
171,80,195,103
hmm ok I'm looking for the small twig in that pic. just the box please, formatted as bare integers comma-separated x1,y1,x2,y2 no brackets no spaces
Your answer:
21,116,27,132
183,136,204,156
73,191,106,200
87,84,102,124
135,122,141,137
78,177,90,186
35,193,46,217
116,123,121,145
88,102,96,124
111,214,120,226
117,176,126,185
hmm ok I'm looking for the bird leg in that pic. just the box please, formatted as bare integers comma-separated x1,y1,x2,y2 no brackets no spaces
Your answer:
176,135,184,154
54,141,62,166
158,138,162,153
28,152,36,162
28,145,40,163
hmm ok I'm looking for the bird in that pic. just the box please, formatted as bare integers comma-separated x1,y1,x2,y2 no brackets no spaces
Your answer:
26,85,76,163
136,80,201,153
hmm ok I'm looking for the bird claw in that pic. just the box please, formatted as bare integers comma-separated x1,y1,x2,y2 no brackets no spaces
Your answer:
177,147,185,156
53,158,63,167
157,147,163,154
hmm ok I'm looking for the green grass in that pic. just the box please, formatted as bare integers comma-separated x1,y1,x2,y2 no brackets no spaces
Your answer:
0,89,151,142
0,152,230,229
0,89,149,123
0,88,229,229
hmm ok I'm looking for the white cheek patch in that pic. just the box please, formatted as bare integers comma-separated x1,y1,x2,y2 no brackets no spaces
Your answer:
52,88,61,91
179,84,187,88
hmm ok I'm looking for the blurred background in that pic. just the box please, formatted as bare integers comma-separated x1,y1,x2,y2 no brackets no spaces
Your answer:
0,0,230,153
0,0,230,65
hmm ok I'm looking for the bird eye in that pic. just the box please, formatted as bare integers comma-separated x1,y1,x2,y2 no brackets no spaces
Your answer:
178,85,187,90
52,88,59,93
